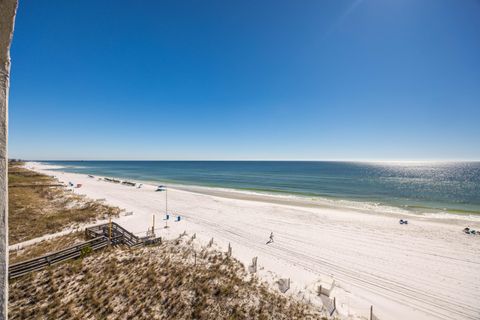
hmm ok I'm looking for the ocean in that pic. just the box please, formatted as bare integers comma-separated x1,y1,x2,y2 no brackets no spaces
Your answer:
41,161,480,217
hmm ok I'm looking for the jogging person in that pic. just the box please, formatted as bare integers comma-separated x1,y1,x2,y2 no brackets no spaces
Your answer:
266,232,274,244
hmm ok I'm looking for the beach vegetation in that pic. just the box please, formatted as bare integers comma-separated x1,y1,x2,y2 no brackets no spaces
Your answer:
8,162,121,244
9,231,84,264
9,240,323,319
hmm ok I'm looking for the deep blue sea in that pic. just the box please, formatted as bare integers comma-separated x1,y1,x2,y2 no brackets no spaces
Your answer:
41,161,480,216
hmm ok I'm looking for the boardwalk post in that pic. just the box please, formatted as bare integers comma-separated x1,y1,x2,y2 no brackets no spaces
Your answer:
333,297,336,311
370,305,373,320
227,242,232,257
152,214,155,237
249,256,258,273
164,187,169,229
1,0,18,317
109,216,112,245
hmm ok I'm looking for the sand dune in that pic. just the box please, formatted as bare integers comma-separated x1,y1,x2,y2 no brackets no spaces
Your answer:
27,162,480,320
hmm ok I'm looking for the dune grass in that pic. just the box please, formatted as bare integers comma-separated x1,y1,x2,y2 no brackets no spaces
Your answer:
9,231,84,264
8,162,121,244
9,239,323,320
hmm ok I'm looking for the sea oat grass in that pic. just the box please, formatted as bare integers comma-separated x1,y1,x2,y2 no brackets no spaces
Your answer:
9,243,323,319
8,162,121,244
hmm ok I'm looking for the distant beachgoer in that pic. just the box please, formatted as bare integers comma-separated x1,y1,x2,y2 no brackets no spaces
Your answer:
266,232,274,244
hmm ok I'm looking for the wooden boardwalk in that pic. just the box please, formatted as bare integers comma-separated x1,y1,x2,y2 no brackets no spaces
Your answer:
9,236,108,279
9,222,161,279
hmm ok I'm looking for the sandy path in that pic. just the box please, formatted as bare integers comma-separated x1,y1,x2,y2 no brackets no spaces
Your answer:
27,163,480,320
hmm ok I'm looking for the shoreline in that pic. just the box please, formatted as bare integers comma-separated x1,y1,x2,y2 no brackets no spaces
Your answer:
30,162,480,223
24,161,480,320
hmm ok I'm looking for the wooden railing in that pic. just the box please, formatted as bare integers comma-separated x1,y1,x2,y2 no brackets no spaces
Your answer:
85,222,144,247
9,236,109,279
9,222,162,279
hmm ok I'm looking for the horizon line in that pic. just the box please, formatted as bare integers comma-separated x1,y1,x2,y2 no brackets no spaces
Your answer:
16,159,480,163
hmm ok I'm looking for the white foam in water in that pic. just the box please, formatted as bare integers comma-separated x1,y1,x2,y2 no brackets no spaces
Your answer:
180,185,427,217
29,163,65,170
423,212,480,222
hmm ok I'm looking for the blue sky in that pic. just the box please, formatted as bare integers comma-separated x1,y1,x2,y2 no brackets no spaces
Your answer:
9,0,480,160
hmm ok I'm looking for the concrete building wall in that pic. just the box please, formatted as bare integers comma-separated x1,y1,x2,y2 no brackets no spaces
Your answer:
0,0,19,318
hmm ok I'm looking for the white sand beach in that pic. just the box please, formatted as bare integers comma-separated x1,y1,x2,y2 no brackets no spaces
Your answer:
23,162,480,320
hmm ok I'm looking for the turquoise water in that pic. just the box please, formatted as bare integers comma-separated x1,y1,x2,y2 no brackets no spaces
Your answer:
42,161,480,216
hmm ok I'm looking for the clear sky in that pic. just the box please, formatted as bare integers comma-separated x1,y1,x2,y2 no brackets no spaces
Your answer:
8,0,480,161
